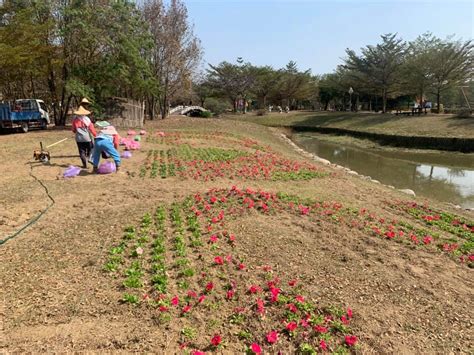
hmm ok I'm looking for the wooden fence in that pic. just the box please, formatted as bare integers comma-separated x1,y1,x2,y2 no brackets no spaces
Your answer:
104,97,145,128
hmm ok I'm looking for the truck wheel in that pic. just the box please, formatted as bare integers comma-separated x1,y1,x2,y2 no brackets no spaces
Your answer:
40,119,48,130
21,122,29,133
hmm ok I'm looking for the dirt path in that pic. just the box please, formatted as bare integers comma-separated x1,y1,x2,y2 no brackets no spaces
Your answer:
1,118,472,353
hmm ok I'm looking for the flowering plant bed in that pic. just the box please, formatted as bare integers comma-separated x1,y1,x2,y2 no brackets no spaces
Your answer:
104,186,473,352
139,134,327,181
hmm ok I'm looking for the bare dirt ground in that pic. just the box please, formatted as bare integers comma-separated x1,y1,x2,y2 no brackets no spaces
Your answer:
1,117,472,353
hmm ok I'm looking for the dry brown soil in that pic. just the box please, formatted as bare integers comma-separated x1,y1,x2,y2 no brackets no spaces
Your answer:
0,117,472,353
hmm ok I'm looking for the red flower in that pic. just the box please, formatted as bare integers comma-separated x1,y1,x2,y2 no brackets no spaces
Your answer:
341,315,349,325
187,290,197,298
238,263,246,270
159,305,168,312
214,256,224,265
266,330,278,344
423,235,433,245
229,234,236,242
171,295,179,306
347,307,353,319
210,334,222,347
205,282,214,292
286,303,297,313
251,342,262,354
314,325,328,333
319,339,327,351
209,235,218,243
198,295,206,303
182,304,192,314
210,196,217,204
225,254,233,263
288,279,297,287
269,287,280,303
226,289,235,300
286,321,298,332
256,298,265,315
192,351,205,355
345,335,358,347
295,295,305,303
249,285,262,294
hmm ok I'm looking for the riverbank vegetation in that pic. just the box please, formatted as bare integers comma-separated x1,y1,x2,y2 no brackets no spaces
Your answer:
233,111,474,138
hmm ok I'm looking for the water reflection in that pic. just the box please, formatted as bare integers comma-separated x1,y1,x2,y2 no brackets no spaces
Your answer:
294,134,474,208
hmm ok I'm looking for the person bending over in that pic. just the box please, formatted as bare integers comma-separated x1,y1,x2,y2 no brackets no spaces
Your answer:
92,125,121,173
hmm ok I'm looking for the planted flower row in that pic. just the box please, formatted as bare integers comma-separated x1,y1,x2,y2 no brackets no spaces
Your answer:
138,146,327,182
104,189,361,353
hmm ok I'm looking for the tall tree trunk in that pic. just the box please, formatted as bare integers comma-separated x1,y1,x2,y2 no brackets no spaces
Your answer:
382,89,387,113
436,88,441,114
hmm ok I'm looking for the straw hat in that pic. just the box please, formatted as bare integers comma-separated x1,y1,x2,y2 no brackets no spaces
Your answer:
73,105,91,116
81,98,91,104
101,125,118,136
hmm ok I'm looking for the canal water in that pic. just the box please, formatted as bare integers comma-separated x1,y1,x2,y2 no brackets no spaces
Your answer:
293,134,474,209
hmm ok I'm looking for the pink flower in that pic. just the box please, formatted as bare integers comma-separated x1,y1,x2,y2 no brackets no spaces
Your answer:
286,321,298,332
286,303,297,313
214,256,224,265
266,330,278,344
198,295,206,303
226,289,235,300
269,287,280,303
238,263,246,270
159,305,168,312
319,339,327,351
345,335,358,347
209,235,219,243
136,247,144,255
210,334,222,347
256,298,265,315
171,295,179,306
249,285,262,294
295,295,305,303
182,304,192,314
250,343,262,354
347,307,353,319
187,290,197,298
341,315,349,325
192,351,205,355
314,325,328,333
225,254,233,263
423,235,433,245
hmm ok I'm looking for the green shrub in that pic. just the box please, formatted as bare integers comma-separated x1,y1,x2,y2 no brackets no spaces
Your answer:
199,110,212,118
204,98,230,116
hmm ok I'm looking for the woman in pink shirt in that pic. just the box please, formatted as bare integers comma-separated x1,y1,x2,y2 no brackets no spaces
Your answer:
72,106,97,168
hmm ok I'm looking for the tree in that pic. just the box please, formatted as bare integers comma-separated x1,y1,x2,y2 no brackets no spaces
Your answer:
252,66,279,109
142,0,202,119
403,33,442,107
344,33,406,113
428,38,473,112
207,58,256,113
275,61,315,110
0,0,156,125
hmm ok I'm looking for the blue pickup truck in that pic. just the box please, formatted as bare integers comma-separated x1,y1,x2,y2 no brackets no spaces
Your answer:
0,99,50,133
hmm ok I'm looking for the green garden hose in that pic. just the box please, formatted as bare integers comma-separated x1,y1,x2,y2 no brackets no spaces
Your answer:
0,163,55,245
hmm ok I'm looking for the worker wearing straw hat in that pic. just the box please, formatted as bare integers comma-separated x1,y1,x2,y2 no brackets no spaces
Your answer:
92,125,121,173
72,105,97,168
